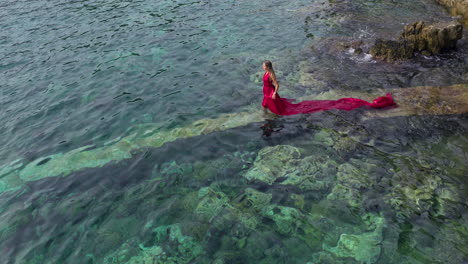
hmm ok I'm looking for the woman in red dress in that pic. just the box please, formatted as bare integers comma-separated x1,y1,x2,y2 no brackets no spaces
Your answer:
261,60,395,115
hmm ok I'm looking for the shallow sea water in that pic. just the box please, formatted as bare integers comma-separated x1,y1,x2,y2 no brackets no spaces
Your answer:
1,0,467,263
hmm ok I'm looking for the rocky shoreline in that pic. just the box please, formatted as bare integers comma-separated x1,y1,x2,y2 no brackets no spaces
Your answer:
370,21,463,61
436,0,468,24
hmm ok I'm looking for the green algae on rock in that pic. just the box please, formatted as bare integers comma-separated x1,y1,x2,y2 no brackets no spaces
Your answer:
320,214,385,264
327,160,379,208
243,145,338,193
244,145,302,185
243,188,272,211
102,224,203,264
195,187,231,220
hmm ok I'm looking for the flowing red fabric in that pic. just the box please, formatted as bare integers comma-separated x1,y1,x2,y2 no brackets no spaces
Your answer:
262,72,396,115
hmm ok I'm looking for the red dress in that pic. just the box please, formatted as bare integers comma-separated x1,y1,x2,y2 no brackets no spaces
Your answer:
262,72,395,115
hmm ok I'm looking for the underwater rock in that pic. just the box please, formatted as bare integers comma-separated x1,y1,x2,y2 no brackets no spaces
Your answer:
197,150,257,175
433,218,468,262
195,187,230,220
158,161,193,176
281,155,337,192
370,21,463,61
243,188,272,211
327,161,377,208
433,184,464,219
385,168,442,219
243,145,302,184
234,188,325,249
314,129,361,157
261,204,322,249
262,205,301,235
314,130,334,147
243,145,337,193
322,214,385,264
102,224,203,264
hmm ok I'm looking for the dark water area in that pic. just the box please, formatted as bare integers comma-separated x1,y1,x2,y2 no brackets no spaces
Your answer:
1,0,468,263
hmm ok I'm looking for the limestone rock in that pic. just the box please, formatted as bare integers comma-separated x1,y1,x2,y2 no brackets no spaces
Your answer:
262,205,301,235
243,145,337,193
385,168,442,219
323,215,385,264
195,187,230,219
370,21,463,61
401,21,463,55
261,205,322,249
436,0,468,24
244,145,302,184
327,161,378,208
369,39,414,62
102,224,203,264
433,184,465,219
243,188,272,211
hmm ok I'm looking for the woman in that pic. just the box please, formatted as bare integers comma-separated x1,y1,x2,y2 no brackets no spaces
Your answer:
261,60,395,115
262,60,280,113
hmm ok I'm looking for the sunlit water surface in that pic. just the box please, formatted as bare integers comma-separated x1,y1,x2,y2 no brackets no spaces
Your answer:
1,0,467,263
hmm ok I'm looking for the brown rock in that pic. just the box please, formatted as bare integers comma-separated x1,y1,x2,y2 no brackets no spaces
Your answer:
436,0,468,25
401,21,463,55
369,39,414,62
370,20,463,61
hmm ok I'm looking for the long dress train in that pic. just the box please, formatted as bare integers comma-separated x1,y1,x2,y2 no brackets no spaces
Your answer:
261,72,396,115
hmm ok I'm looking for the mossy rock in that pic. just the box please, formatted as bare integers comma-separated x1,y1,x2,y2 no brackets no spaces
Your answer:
195,187,230,220
327,161,377,208
323,214,385,264
244,145,302,184
385,168,442,219
243,145,337,194
243,188,272,211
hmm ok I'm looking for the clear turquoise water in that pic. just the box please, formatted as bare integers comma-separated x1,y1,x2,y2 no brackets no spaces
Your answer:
1,0,467,263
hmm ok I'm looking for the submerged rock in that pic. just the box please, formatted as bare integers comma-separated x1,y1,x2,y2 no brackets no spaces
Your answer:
261,204,323,249
321,214,385,264
243,145,337,193
195,187,230,220
243,145,302,185
370,21,463,61
434,184,465,219
385,167,442,219
243,188,272,211
102,224,203,264
262,205,302,235
327,160,379,208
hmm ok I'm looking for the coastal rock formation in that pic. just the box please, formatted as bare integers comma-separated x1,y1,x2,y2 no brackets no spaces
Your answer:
370,21,463,61
401,21,463,55
369,39,415,61
436,0,468,24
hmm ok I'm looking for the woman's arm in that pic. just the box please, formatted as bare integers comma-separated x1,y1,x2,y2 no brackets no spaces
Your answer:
270,73,279,99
